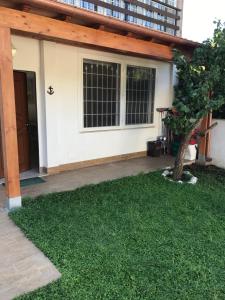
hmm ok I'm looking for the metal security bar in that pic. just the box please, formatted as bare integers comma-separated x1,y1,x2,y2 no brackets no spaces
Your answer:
83,59,121,128
58,0,180,35
126,65,155,125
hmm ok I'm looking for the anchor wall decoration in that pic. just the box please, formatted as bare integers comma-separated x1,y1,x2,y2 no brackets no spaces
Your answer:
47,86,54,95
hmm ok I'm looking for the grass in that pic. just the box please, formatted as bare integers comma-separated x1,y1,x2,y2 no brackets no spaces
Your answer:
10,165,225,300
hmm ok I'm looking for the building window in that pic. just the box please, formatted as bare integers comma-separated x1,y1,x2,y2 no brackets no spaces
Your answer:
83,59,121,128
126,66,156,125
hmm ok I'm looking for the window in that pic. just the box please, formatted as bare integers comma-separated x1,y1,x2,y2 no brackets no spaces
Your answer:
126,65,155,125
83,59,121,128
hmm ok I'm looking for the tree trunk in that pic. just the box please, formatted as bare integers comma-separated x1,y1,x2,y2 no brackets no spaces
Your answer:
173,132,193,181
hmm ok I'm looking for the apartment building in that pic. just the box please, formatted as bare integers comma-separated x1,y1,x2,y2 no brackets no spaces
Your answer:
60,0,184,36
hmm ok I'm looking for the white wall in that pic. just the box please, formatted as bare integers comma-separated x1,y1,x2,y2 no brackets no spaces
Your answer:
12,36,173,169
210,119,225,169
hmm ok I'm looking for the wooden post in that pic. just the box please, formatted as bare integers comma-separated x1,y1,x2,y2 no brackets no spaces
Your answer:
0,26,21,209
197,113,212,164
205,112,212,158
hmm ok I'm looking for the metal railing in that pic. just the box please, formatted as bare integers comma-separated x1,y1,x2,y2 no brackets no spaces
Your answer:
58,0,181,35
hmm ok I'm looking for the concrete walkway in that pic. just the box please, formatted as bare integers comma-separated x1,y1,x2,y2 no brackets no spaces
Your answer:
0,156,175,208
0,210,61,300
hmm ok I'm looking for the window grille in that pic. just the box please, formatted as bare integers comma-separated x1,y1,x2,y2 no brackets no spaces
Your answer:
126,66,155,125
83,59,121,128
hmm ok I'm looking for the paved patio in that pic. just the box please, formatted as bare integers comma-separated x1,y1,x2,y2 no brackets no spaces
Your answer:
0,156,175,208
0,210,61,300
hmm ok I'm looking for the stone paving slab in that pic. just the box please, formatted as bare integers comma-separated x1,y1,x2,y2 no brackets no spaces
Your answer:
0,211,61,300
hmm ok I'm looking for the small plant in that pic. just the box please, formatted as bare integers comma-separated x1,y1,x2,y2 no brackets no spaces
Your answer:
164,21,225,181
162,168,198,184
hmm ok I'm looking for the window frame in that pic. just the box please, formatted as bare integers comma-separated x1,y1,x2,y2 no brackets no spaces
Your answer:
125,64,156,126
83,58,121,129
78,52,157,133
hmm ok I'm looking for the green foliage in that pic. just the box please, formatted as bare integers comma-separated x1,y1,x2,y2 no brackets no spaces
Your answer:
164,21,225,135
10,167,225,299
213,104,225,119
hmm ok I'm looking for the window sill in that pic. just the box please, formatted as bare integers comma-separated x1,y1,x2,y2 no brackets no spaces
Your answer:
79,124,156,133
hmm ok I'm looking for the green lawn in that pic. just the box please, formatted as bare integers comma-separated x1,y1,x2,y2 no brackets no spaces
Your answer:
10,166,225,300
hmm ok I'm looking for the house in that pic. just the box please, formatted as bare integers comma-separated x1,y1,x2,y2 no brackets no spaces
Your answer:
0,0,197,209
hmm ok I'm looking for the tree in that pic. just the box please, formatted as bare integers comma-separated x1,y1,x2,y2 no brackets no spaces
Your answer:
164,21,225,181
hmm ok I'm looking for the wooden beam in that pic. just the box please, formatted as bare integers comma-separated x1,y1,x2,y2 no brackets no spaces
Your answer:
98,24,105,31
148,38,158,43
7,0,198,49
198,113,212,164
206,112,212,159
198,116,208,163
57,14,73,22
126,32,135,37
21,4,31,12
0,6,173,61
0,26,21,209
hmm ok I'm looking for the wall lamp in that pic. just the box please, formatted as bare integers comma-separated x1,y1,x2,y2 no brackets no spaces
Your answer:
12,44,17,57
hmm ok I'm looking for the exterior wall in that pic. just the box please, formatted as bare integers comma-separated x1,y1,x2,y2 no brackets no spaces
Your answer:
210,119,225,169
12,35,173,170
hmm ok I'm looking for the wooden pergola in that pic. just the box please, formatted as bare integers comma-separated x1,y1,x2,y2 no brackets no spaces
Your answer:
0,1,198,209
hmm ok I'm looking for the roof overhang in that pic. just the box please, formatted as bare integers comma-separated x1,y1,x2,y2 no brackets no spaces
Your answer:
0,0,200,61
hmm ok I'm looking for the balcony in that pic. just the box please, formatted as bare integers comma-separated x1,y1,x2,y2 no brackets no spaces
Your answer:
58,0,181,35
